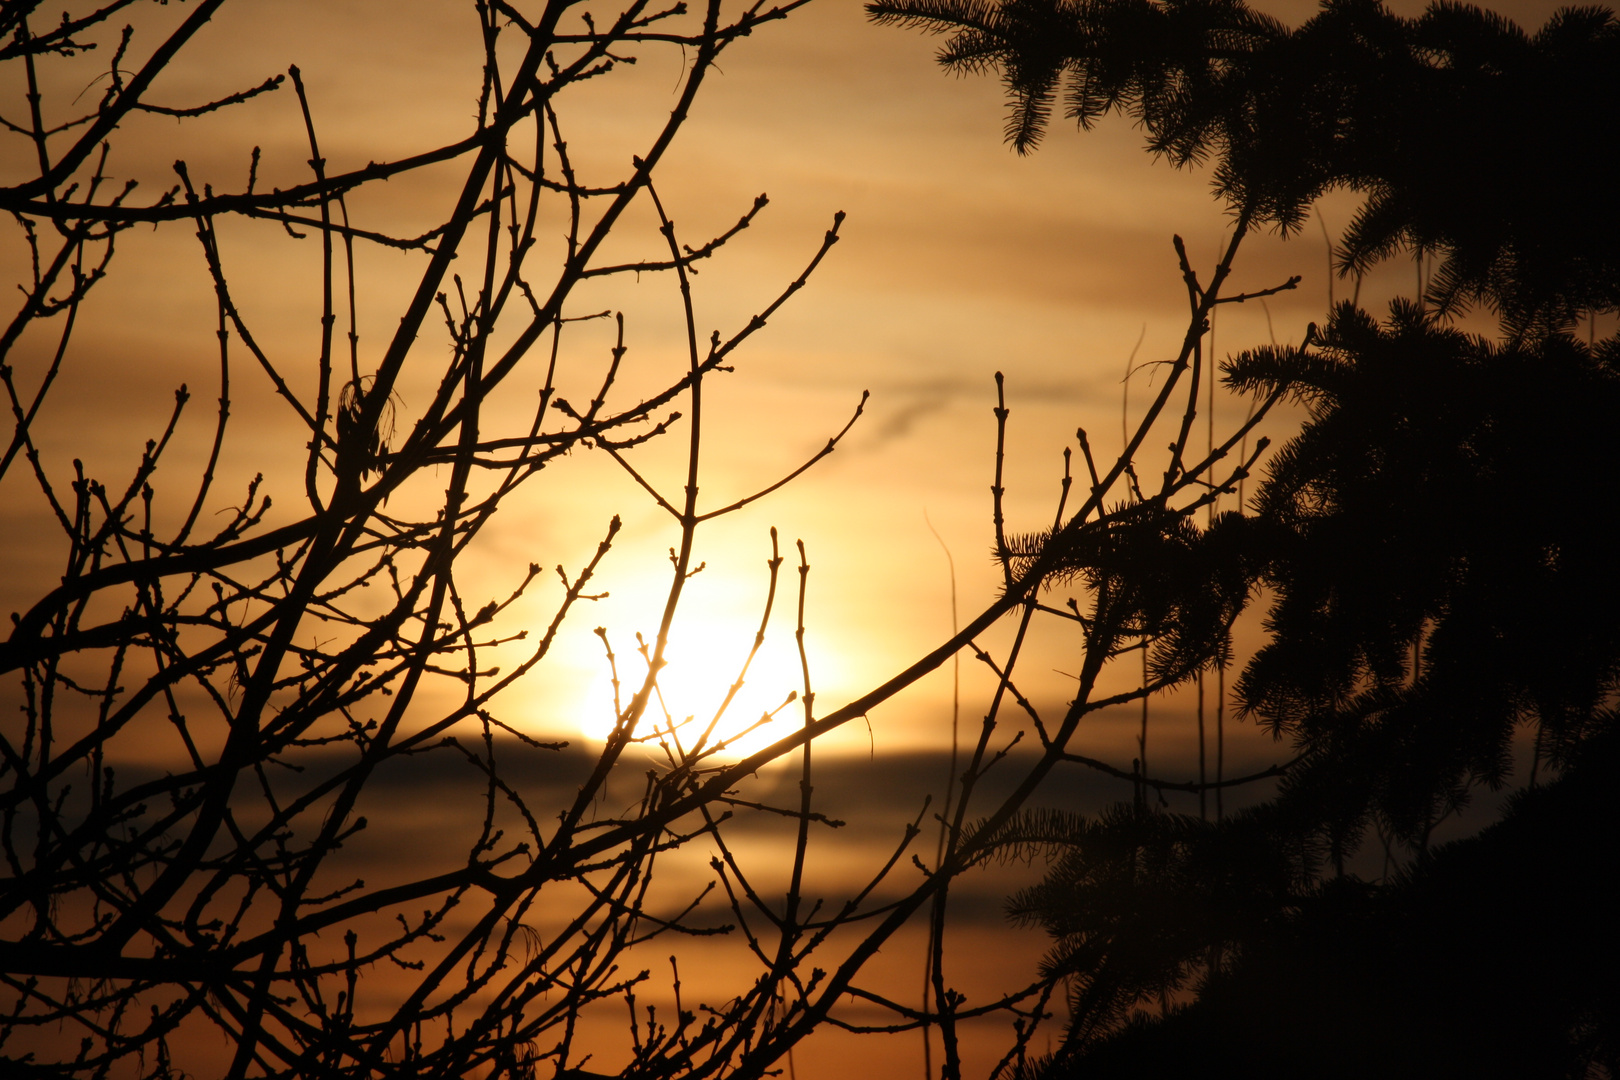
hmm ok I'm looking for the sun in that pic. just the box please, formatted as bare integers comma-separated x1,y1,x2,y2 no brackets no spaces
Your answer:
576,620,813,761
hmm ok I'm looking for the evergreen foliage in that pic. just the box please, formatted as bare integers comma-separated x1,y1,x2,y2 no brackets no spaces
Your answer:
869,0,1620,332
1020,729,1620,1079
1004,505,1257,686
992,801,1319,1048
1229,301,1620,853
875,0,1620,1069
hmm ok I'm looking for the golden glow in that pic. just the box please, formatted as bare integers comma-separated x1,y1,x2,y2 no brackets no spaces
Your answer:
576,614,815,761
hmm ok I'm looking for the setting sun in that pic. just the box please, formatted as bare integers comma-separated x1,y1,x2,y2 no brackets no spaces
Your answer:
576,616,814,760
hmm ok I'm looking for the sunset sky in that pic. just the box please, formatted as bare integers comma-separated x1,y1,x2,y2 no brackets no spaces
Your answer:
1,0,1600,1074
3,0,1579,751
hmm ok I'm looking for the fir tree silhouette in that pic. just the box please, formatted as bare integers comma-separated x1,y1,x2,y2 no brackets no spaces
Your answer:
870,0,1620,334
875,0,1620,1071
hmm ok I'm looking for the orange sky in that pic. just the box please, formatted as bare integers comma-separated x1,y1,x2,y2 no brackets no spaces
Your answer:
1,1,1601,1074
2,0,1582,754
